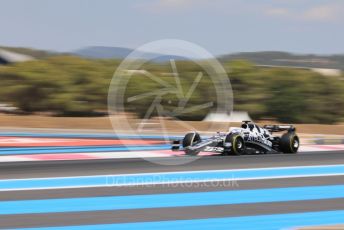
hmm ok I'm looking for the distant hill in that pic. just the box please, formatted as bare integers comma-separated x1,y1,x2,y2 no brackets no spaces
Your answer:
74,46,135,59
73,46,187,62
76,48,344,69
219,51,344,70
2,45,343,69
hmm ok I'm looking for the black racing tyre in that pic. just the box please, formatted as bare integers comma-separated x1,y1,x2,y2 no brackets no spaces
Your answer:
183,132,201,155
280,132,299,154
224,134,245,155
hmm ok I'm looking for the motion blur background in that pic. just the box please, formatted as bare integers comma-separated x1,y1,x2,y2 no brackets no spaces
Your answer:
1,1,344,230
0,0,344,127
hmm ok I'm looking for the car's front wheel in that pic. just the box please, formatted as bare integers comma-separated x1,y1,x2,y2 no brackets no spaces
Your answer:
183,132,201,155
224,134,246,155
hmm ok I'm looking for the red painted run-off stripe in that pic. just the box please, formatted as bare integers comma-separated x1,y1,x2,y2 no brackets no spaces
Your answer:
27,153,99,160
309,144,344,150
0,137,165,147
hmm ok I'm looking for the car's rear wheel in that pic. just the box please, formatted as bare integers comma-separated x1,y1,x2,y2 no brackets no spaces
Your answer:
224,134,245,155
280,132,299,154
183,132,201,155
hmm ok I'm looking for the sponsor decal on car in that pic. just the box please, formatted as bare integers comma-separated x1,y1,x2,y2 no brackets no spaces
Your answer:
247,135,273,147
204,146,224,152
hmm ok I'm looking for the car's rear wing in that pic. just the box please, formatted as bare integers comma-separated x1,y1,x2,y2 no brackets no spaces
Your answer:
263,125,296,133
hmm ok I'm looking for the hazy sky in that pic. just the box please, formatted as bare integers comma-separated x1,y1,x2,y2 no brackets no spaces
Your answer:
0,0,343,55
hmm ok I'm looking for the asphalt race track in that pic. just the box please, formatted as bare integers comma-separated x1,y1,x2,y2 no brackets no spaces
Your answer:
0,132,344,229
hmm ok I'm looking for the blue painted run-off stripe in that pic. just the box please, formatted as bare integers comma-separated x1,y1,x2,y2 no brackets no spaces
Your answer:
16,210,344,230
1,185,344,215
0,145,170,155
1,164,344,191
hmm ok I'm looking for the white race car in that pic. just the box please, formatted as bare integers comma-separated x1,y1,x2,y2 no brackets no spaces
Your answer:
172,121,299,155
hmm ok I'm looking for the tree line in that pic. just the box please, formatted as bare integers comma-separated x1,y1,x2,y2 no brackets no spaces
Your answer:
0,56,343,124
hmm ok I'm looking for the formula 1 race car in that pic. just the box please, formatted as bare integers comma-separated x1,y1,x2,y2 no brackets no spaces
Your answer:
172,121,299,155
